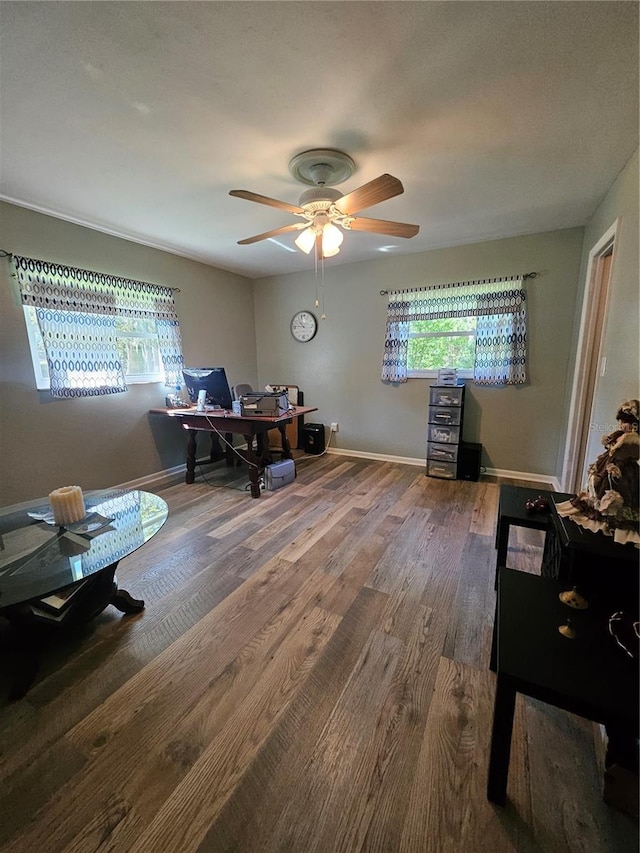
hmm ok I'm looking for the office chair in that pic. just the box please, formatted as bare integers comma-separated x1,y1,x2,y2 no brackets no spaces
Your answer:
232,383,253,400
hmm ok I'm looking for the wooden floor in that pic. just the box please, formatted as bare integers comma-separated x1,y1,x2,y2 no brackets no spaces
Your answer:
0,454,637,852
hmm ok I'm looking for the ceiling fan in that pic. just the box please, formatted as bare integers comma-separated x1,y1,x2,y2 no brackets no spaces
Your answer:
229,149,419,259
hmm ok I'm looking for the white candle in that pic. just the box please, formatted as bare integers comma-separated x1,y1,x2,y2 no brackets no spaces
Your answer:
49,485,86,526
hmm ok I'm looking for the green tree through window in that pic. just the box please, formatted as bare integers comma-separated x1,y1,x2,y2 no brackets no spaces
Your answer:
408,316,476,373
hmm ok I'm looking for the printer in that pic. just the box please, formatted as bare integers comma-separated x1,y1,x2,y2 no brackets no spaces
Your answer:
240,392,289,417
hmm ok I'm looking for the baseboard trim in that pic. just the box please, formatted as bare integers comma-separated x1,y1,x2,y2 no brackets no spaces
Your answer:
118,463,187,491
326,447,426,467
484,467,560,490
326,447,559,489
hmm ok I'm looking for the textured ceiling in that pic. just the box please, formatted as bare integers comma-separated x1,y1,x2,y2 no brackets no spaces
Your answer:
1,2,638,279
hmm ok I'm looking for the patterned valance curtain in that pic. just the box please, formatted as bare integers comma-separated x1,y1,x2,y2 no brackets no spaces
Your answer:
381,277,527,385
13,255,183,397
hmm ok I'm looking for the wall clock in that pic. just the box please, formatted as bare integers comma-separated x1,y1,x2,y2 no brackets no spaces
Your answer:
290,310,318,342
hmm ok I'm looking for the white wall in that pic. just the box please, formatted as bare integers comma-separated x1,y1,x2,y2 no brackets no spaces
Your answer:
0,201,257,503
253,228,584,478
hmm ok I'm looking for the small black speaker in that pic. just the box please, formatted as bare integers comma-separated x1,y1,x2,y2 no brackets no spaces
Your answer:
458,441,482,481
303,422,325,455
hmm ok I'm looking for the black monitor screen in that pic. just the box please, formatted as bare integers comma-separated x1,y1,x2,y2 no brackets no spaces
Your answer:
182,367,233,409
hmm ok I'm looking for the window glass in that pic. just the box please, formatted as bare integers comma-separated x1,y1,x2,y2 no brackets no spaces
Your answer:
116,317,164,380
408,316,476,376
23,307,165,388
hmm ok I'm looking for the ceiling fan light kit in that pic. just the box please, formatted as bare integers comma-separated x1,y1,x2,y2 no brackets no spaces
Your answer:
229,148,419,259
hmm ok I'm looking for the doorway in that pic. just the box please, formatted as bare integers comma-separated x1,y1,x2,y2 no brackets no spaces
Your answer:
561,220,617,493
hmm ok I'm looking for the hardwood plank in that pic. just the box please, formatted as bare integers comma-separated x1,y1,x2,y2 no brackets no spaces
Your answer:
525,699,637,852
292,459,358,496
0,737,87,847
470,481,500,535
240,491,334,551
318,514,405,616
282,497,363,563
196,586,389,853
258,627,404,853
9,590,339,852
399,658,528,853
66,556,314,748
321,466,417,577
127,606,341,853
355,604,442,852
442,531,496,668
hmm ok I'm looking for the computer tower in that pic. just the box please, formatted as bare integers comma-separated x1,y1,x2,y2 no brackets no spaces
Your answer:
303,423,325,455
458,441,482,481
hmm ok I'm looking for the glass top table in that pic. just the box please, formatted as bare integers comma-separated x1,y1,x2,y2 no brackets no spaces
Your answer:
0,489,168,700
0,488,168,609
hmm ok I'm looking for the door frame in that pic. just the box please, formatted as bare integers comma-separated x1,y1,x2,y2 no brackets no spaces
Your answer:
561,219,618,493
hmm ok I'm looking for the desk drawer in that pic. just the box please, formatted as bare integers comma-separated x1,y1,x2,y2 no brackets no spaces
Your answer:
428,424,460,445
427,442,459,463
428,405,461,426
427,459,457,479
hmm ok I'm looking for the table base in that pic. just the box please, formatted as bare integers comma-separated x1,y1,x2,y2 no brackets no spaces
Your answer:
2,561,144,701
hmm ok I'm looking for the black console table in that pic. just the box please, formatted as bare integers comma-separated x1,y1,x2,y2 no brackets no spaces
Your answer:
488,568,638,806
542,495,639,601
494,485,573,588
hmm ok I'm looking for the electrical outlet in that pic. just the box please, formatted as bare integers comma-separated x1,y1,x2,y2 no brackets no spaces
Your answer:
330,422,339,432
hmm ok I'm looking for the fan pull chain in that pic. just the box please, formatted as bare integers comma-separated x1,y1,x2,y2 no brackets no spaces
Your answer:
321,253,326,319
314,246,319,309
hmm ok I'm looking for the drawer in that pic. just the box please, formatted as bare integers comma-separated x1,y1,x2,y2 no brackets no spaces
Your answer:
428,405,461,426
427,459,457,479
429,385,464,407
427,442,459,462
428,424,460,444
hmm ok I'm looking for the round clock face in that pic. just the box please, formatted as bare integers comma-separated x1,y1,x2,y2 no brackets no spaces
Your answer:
290,310,318,342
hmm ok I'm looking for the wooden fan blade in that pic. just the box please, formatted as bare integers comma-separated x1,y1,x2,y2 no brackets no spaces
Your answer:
229,189,304,215
347,216,419,238
237,222,307,245
334,174,404,215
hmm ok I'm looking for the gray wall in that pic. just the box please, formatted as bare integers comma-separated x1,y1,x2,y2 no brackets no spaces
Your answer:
568,148,639,483
253,228,584,478
0,202,257,504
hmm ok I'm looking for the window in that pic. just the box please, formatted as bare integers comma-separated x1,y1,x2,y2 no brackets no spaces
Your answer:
407,316,477,378
381,277,528,386
14,254,183,398
23,307,165,390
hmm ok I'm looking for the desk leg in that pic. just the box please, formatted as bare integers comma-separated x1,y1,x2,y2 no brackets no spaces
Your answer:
277,424,292,459
487,676,516,805
244,434,262,498
185,429,197,484
224,432,236,467
495,521,510,590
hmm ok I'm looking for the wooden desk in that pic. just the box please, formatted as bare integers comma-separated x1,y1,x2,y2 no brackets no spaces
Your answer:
150,405,318,498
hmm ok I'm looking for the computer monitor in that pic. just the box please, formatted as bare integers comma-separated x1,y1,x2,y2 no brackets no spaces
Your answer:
182,367,233,409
